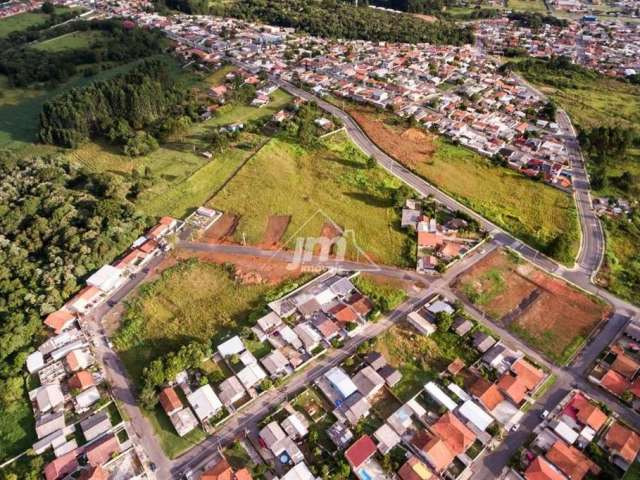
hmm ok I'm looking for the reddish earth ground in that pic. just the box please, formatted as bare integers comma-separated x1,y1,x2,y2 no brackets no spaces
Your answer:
455,249,610,361
347,106,436,167
262,214,291,248
175,249,305,285
413,13,438,22
204,213,239,242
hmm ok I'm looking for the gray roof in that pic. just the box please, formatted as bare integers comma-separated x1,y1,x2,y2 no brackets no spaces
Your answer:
364,352,386,370
473,332,496,352
353,366,385,397
453,318,473,336
35,411,66,439
80,411,112,441
378,365,402,387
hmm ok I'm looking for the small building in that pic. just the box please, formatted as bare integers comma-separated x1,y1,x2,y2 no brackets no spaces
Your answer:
159,387,183,416
217,376,246,406
80,412,112,442
325,367,358,400
374,423,401,455
378,365,402,387
472,332,496,353
334,392,371,426
458,400,494,431
293,322,322,353
452,318,473,336
86,265,123,293
345,435,377,470
217,336,245,358
280,462,315,480
170,408,199,437
259,421,287,452
327,421,354,450
44,310,76,334
364,352,386,370
68,371,95,392
187,385,223,422
281,412,309,440
85,433,119,467
36,411,66,439
76,386,101,410
261,349,290,377
424,382,457,411
353,366,385,398
33,384,64,413
237,363,267,390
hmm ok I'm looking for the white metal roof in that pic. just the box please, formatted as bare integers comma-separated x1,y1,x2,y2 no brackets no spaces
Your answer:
458,400,494,431
280,462,315,480
424,382,457,411
76,386,101,409
237,363,267,389
325,367,358,399
26,351,45,374
86,265,122,292
554,420,579,445
188,385,222,421
217,335,245,357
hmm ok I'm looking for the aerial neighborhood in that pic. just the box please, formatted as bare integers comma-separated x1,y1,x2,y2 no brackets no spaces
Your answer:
2,0,640,479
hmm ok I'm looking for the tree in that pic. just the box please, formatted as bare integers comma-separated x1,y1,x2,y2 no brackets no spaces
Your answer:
436,311,454,332
41,1,55,14
366,155,377,169
124,132,159,157
0,376,24,410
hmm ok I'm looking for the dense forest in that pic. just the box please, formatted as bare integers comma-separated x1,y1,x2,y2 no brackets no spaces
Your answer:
39,59,200,150
219,0,474,44
0,155,148,422
507,11,568,28
0,19,167,87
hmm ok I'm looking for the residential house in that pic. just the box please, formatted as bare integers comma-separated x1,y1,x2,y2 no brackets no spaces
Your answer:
374,423,401,455
187,385,223,422
604,422,640,470
545,440,600,480
398,456,434,480
80,412,112,442
170,408,199,437
44,310,76,334
473,332,496,353
281,412,309,440
85,433,119,466
159,387,183,416
524,456,566,480
353,366,385,398
68,371,95,392
201,459,252,480
345,435,378,471
36,412,66,439
334,392,372,426
217,376,246,407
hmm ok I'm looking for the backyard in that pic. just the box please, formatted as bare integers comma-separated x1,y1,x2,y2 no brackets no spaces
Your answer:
32,30,108,52
341,101,579,261
455,249,611,364
207,132,412,267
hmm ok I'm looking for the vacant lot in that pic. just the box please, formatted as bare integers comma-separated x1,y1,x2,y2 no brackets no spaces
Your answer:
507,0,548,13
33,30,106,52
116,259,302,384
455,249,610,364
343,102,579,260
209,89,292,126
0,7,79,38
372,323,480,400
208,132,411,266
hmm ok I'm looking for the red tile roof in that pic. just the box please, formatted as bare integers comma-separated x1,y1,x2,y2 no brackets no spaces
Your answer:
601,369,629,397
330,303,359,324
68,371,95,391
139,239,159,254
430,412,475,456
78,466,107,480
44,309,75,333
417,232,444,248
612,352,640,379
412,430,454,472
545,440,599,480
86,434,119,466
397,456,434,480
470,377,505,411
44,449,80,480
575,402,607,432
525,456,566,480
72,286,101,303
348,292,373,316
202,459,233,480
159,387,183,415
345,435,377,469
511,358,545,390
497,373,528,404
605,422,640,464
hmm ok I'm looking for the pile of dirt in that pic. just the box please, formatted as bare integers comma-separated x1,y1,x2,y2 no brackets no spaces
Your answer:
234,267,265,285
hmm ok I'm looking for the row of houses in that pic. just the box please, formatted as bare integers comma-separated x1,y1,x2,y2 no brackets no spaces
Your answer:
512,389,640,479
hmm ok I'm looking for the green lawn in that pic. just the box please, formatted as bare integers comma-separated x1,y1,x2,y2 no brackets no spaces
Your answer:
0,7,80,38
209,89,292,126
507,0,548,12
33,30,107,52
116,259,276,385
145,406,207,459
0,390,36,462
207,132,411,266
410,138,579,259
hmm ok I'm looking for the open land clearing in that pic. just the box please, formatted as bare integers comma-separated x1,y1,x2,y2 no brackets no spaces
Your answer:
0,6,80,38
454,249,611,364
507,0,548,13
32,30,108,52
342,101,579,259
207,131,412,267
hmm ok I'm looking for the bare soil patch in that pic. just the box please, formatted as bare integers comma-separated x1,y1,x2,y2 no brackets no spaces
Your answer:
175,249,305,285
348,108,436,167
204,213,239,242
455,248,611,363
413,13,438,22
262,214,291,248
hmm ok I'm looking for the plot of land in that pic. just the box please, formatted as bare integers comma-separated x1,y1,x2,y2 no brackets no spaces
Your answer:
32,30,107,52
204,213,239,242
455,249,610,364
207,132,411,267
507,0,548,13
342,101,579,259
0,7,79,38
262,214,291,247
208,89,292,126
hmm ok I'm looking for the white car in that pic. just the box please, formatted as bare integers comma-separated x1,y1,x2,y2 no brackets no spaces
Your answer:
540,410,549,419
511,424,520,432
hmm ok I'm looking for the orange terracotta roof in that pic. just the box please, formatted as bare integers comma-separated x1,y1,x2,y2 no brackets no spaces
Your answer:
235,469,252,480
72,286,101,302
44,309,75,333
511,358,545,391
330,303,359,324
470,377,505,411
159,387,183,415
601,369,629,397
447,358,465,375
159,216,176,225
412,430,454,472
68,371,94,391
546,440,599,480
430,412,475,457
497,373,528,404
78,466,107,480
44,449,80,480
576,402,607,432
201,459,233,480
417,232,444,248
139,239,159,254
398,456,434,480
605,422,640,464
525,456,566,480
438,242,464,258
612,353,640,379
348,292,373,316
86,434,119,466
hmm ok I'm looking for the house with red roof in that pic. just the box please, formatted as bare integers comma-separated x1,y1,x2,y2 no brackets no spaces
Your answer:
159,387,183,416
44,309,76,334
86,434,119,466
68,371,95,392
345,435,377,470
201,458,252,480
411,430,455,472
44,450,80,480
600,369,629,397
524,456,566,480
67,286,102,314
545,440,600,480
604,422,640,470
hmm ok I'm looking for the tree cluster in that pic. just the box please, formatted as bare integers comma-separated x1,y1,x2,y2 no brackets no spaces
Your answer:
221,0,474,45
0,154,148,413
0,19,166,87
39,59,199,150
507,11,568,28
139,342,212,409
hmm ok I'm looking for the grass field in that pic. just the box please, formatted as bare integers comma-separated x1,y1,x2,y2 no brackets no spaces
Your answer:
343,102,579,259
455,249,610,364
33,30,106,52
0,390,35,462
145,406,206,459
372,323,480,400
208,89,292,126
507,0,548,12
0,6,79,38
207,132,411,266
117,259,284,385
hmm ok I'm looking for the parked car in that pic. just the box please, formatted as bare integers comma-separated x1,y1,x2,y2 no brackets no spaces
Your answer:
540,410,549,419
511,424,520,432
